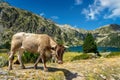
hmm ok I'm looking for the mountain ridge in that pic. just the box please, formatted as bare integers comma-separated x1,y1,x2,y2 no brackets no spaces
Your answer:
0,2,120,48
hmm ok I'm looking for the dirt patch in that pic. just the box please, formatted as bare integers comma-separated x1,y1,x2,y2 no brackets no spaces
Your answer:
1,57,120,80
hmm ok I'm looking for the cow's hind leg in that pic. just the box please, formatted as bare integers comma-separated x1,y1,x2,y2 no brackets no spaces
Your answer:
17,50,25,69
8,51,15,70
34,50,48,71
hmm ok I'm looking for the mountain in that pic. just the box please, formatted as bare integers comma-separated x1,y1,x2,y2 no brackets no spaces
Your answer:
93,24,120,34
0,2,84,48
56,24,85,45
92,24,120,47
0,2,120,48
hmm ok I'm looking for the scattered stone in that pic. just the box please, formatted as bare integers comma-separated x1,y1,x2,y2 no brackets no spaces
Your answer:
0,68,8,75
100,74,106,80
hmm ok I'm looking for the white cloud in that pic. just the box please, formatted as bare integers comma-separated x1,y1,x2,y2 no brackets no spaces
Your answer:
74,0,82,5
82,0,120,20
40,12,45,16
51,16,59,20
82,9,90,19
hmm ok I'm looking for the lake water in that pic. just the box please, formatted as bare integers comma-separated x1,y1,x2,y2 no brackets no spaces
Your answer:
68,46,120,52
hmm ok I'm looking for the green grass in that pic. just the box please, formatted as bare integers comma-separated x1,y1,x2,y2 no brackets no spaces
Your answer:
63,52,96,62
0,52,120,66
0,53,8,67
0,51,119,68
71,53,95,61
1,52,120,80
105,52,120,58
0,53,8,59
63,52,81,62
0,49,9,53
85,65,120,80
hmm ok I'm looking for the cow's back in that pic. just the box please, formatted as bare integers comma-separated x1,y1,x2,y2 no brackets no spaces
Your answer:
22,33,52,53
11,32,57,53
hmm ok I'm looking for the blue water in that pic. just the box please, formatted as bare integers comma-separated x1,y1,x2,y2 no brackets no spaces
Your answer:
68,46,120,52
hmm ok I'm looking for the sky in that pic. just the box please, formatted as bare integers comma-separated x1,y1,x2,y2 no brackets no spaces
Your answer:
4,0,120,30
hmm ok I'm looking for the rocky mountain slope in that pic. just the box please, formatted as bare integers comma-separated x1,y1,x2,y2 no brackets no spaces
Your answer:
0,2,84,48
56,23,120,48
0,1,120,48
92,24,120,47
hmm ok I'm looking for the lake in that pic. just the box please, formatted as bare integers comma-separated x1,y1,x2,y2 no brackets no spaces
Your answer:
68,46,120,52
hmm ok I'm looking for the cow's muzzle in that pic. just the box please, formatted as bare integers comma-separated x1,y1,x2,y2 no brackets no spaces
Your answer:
58,60,63,64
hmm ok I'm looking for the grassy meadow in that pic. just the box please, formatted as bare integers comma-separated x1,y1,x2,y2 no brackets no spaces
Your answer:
0,52,120,80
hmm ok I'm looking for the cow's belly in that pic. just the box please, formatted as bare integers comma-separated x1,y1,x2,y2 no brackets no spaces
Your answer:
21,40,39,53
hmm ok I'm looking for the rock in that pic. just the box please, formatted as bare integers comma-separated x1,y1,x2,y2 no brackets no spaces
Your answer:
0,68,7,75
100,74,106,80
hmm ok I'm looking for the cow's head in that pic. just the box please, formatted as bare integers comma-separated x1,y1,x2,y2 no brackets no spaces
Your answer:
55,45,65,64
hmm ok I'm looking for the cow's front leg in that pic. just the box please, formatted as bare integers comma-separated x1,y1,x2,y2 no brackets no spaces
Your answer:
34,54,41,69
41,54,48,71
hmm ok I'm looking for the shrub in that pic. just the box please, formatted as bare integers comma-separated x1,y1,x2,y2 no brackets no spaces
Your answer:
22,51,52,63
22,51,39,63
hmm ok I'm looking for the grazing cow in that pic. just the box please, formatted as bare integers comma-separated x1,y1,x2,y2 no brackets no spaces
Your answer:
8,32,65,71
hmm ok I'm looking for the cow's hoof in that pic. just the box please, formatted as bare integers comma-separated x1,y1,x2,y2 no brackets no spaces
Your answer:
8,67,12,70
34,66,37,69
44,68,48,72
21,66,25,69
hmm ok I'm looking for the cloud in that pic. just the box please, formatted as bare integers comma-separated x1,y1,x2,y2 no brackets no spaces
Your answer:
40,12,45,16
51,16,59,20
74,0,82,5
82,0,120,20
70,0,82,10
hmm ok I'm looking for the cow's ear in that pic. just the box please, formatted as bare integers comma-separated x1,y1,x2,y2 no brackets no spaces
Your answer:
51,47,55,50
64,47,66,51
51,45,57,50
54,45,57,50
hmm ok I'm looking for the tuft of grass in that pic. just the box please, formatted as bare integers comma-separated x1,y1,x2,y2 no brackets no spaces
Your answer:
64,52,96,62
0,53,8,67
105,52,120,58
71,53,95,61
50,71,65,80
63,52,81,62
0,49,9,53
86,65,120,80
0,53,8,59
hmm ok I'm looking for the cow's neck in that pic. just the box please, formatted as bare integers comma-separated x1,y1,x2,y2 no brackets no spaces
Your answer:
50,38,57,48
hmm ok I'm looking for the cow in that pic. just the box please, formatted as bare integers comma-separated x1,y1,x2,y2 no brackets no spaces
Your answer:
8,32,65,71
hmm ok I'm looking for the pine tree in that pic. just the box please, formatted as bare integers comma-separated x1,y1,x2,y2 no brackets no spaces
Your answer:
82,33,98,53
